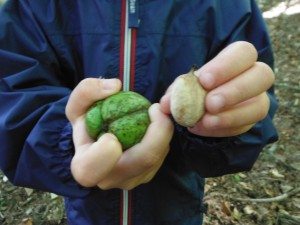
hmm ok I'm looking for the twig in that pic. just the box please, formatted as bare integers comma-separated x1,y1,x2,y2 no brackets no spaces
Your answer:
231,187,300,203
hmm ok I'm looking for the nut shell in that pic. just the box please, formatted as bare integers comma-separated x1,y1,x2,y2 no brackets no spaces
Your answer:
171,69,206,127
85,91,151,150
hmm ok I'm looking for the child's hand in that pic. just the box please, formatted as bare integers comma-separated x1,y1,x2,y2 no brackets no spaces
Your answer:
94,103,173,190
66,78,173,190
160,41,275,137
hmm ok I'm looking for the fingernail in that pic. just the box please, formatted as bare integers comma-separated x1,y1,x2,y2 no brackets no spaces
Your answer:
101,133,118,141
102,79,118,90
209,94,225,111
199,73,215,89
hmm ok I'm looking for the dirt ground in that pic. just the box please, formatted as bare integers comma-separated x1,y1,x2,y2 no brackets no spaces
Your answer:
0,1,299,225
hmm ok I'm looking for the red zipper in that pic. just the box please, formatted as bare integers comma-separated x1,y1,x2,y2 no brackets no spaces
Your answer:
129,28,137,90
119,0,126,85
119,0,137,224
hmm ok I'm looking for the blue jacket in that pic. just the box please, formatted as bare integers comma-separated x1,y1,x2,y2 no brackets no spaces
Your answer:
0,1,278,224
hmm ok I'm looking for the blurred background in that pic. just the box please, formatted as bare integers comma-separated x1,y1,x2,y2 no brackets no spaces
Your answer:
0,0,299,224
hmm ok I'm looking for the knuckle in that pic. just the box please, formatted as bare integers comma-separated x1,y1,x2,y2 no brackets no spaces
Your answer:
217,115,231,129
203,114,229,129
80,77,96,86
237,41,258,60
211,63,226,78
257,94,270,120
231,84,247,103
255,62,275,83
71,166,96,187
77,78,96,99
71,156,100,187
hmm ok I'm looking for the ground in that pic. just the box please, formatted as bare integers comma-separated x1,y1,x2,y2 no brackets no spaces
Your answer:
0,1,299,225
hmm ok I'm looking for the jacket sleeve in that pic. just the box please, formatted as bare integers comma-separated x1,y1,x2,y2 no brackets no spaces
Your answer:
0,1,89,197
172,0,278,177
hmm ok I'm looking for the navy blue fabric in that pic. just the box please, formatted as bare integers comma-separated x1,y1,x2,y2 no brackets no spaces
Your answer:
0,1,278,224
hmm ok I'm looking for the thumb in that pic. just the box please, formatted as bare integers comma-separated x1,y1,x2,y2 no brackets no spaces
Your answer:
71,133,122,187
66,78,122,123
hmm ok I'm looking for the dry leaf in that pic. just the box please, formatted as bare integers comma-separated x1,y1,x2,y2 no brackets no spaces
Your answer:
19,218,33,225
205,184,212,192
263,187,276,196
239,182,253,191
292,198,300,209
50,193,58,199
24,188,33,196
290,162,300,171
270,168,285,178
238,173,247,178
221,201,231,216
2,175,8,182
256,206,269,221
232,207,241,221
243,205,256,215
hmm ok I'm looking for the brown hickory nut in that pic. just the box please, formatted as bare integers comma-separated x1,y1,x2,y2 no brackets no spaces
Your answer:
170,67,207,127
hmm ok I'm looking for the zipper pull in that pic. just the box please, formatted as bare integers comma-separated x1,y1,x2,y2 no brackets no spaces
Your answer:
128,0,139,28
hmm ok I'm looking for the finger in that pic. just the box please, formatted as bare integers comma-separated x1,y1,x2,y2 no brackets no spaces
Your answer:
112,103,173,176
72,116,94,147
66,78,122,123
71,133,122,187
108,164,162,190
98,157,162,190
188,124,254,137
97,103,174,188
195,41,258,90
159,83,174,114
125,103,174,173
191,93,270,133
206,62,275,113
159,92,171,114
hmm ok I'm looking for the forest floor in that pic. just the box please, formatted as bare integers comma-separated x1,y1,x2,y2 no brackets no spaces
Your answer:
0,0,299,225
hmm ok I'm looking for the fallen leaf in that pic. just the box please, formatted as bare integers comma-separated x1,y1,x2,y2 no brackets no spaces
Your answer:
2,175,8,182
238,173,247,178
239,182,253,191
270,168,285,178
232,207,241,221
263,187,276,196
18,218,33,225
256,205,269,221
24,188,33,196
25,207,33,215
221,201,231,216
205,184,212,192
243,205,256,215
292,198,300,209
290,162,300,171
280,184,293,193
50,193,58,199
